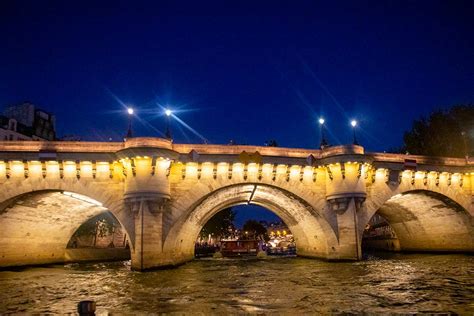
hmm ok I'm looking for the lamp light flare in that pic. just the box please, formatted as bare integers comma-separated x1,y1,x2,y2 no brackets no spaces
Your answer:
350,119,359,145
127,107,134,115
165,109,172,139
318,117,328,149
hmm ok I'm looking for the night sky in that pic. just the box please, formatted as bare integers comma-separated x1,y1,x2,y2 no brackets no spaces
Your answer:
2,1,473,150
1,1,473,225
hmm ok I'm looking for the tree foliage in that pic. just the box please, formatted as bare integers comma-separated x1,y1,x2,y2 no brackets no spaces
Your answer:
265,140,278,147
73,212,117,237
200,207,236,239
403,105,474,158
242,219,269,241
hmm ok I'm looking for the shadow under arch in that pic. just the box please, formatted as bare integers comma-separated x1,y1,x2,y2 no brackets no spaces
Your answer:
0,190,132,268
361,212,400,253
163,183,339,263
361,189,474,253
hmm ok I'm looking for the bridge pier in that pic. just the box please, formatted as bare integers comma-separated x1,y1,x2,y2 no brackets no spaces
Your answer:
118,139,179,271
128,198,173,271
328,196,365,260
324,157,368,260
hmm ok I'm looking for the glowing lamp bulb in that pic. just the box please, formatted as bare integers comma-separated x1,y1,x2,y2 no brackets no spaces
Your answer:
318,118,325,125
165,109,172,116
127,108,134,115
351,120,357,127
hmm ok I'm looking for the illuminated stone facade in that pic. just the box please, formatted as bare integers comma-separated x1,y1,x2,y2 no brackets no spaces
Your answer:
0,137,472,270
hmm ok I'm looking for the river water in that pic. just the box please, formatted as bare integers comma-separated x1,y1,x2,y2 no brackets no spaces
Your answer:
0,253,473,314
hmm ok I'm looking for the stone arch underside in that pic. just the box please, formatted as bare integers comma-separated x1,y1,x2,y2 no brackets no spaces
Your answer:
163,184,339,263
365,190,474,252
0,191,130,267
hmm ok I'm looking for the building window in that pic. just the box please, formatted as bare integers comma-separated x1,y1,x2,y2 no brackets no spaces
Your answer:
9,134,13,140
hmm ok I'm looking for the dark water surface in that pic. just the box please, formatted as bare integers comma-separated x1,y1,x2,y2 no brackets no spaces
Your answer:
0,253,473,314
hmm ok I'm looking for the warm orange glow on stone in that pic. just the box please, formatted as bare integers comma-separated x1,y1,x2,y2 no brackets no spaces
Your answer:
0,161,6,179
27,161,42,178
10,161,23,178
415,171,425,180
232,163,244,175
290,165,301,179
96,162,110,178
186,162,198,178
63,161,76,177
247,163,258,175
80,162,93,177
261,164,273,178
276,164,287,176
201,162,213,178
0,139,471,271
216,162,228,177
46,161,60,178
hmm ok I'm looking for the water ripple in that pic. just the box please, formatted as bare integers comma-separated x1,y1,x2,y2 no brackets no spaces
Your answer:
0,254,473,314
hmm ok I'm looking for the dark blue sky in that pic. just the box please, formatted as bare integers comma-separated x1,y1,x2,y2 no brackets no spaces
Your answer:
234,205,280,228
1,1,473,151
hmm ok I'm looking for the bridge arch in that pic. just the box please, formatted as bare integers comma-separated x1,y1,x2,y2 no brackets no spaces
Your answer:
163,183,339,263
0,189,132,267
361,189,474,252
0,178,132,240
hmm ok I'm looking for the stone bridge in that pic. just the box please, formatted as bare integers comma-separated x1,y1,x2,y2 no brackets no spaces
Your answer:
0,137,472,270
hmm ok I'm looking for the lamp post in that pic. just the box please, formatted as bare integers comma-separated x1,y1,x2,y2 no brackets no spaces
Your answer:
350,119,358,145
125,107,134,139
319,117,328,149
461,131,469,159
165,109,172,139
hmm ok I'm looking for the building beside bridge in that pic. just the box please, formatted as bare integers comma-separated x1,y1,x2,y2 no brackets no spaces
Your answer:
0,102,56,141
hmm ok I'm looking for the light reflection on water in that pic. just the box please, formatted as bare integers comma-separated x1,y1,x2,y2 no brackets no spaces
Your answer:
0,253,473,314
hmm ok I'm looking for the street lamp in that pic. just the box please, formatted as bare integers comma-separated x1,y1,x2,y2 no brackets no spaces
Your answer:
461,131,469,159
318,117,328,149
350,119,358,145
125,107,134,139
165,108,172,139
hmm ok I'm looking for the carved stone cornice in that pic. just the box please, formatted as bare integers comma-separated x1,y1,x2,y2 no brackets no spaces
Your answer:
327,194,366,215
125,193,170,217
